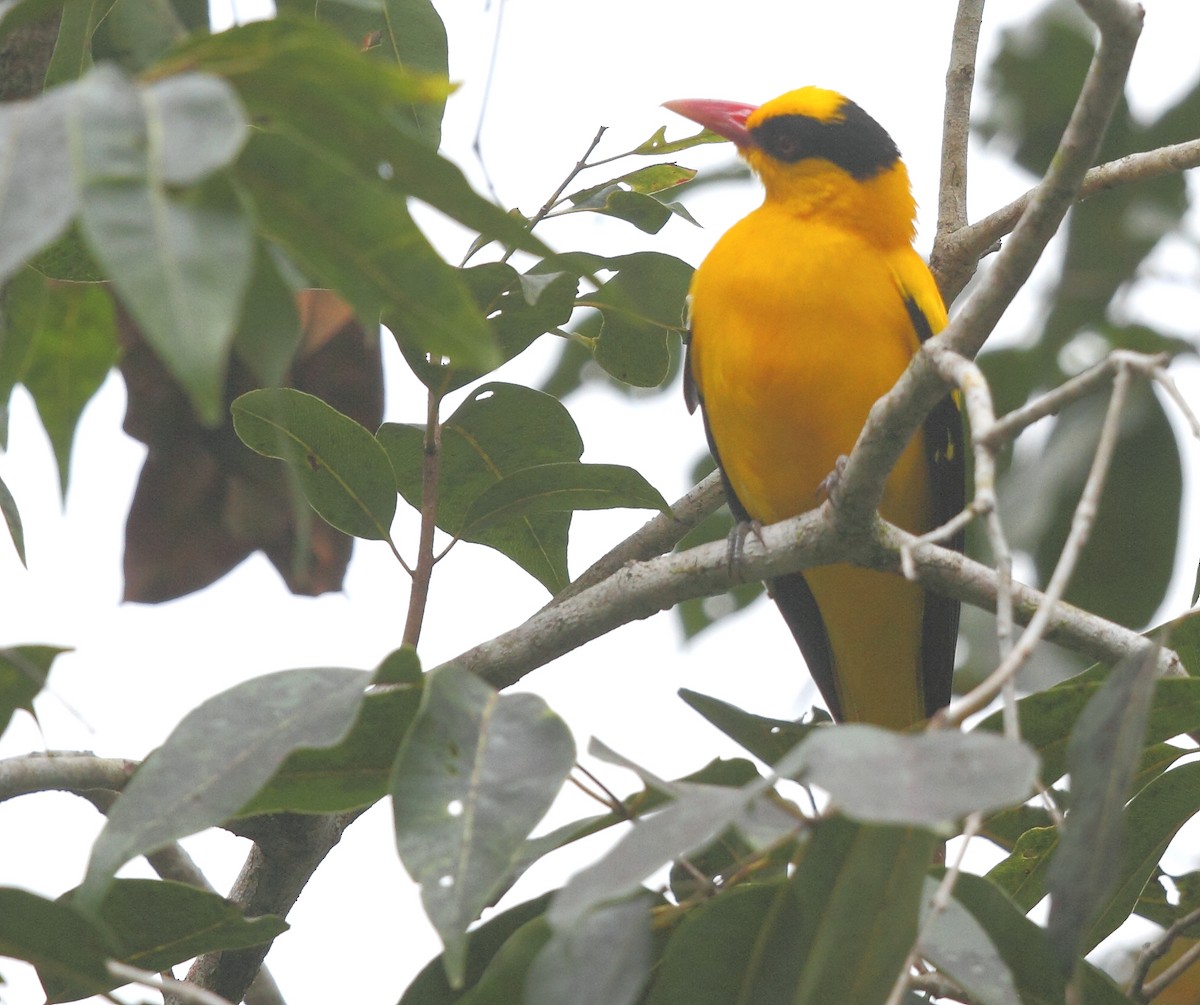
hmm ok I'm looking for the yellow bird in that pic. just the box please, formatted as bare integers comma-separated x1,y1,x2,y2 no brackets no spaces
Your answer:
665,88,963,729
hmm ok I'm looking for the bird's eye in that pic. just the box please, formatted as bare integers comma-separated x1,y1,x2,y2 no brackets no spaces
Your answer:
772,133,801,158
755,120,811,162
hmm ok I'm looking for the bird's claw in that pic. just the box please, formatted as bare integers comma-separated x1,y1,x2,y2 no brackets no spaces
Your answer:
817,455,849,507
725,518,765,578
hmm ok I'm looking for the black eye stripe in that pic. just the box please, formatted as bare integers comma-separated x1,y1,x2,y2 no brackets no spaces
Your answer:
750,100,900,180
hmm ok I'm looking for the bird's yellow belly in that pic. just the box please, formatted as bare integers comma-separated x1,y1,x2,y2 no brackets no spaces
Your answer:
689,215,936,726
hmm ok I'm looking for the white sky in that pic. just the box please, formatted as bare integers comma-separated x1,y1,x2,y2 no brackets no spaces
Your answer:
2,0,1200,1002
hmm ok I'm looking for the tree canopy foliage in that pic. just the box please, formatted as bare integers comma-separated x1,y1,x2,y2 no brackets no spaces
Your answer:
2,0,1200,1003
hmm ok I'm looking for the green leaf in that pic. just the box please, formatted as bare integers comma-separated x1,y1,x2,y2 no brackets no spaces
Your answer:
103,878,285,967
1045,646,1162,973
4,272,119,491
563,188,672,234
232,387,397,542
526,896,654,1005
0,83,78,284
630,125,726,156
0,472,25,566
795,725,1039,827
977,672,1200,786
461,462,668,534
677,688,819,765
917,876,1021,1005
70,66,253,424
987,761,1200,959
786,818,937,1004
391,665,575,987
986,826,1058,911
942,872,1129,1005
569,165,696,202
379,0,448,143
231,241,305,387
0,887,116,1003
90,0,185,72
43,1,99,88
43,879,286,1001
402,264,579,393
457,915,551,1005
239,651,423,815
167,18,543,255
645,881,793,1005
236,129,497,371
0,645,69,737
548,778,795,931
559,166,699,234
646,819,938,1004
1084,760,1200,954
399,893,553,1005
511,759,764,891
1009,381,1182,629
579,252,692,387
380,382,585,592
77,667,371,911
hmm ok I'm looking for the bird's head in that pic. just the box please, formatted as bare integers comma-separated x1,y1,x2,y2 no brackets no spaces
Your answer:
664,87,917,243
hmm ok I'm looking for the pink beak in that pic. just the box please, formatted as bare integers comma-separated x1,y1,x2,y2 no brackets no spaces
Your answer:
662,98,758,148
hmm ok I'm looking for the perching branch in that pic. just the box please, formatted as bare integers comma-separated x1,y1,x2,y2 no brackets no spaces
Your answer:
438,498,1178,692
548,470,725,606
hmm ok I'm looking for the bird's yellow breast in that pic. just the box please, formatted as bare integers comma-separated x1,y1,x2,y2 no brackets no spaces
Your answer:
689,202,932,532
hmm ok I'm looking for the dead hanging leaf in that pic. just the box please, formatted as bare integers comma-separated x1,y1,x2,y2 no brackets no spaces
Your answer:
120,289,383,602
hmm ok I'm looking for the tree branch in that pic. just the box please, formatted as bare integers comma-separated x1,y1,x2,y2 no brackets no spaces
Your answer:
438,500,1177,691
932,0,1144,310
173,813,351,1005
549,470,725,605
0,752,138,801
935,0,984,241
1129,904,1200,1002
935,136,1200,303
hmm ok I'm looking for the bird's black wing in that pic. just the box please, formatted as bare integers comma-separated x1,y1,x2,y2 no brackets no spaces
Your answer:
903,295,966,716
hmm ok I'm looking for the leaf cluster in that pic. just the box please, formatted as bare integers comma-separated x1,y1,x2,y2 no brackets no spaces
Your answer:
0,2,1199,1005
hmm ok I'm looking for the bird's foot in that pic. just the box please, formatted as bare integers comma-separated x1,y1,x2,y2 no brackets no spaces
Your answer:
726,518,765,578
817,455,849,507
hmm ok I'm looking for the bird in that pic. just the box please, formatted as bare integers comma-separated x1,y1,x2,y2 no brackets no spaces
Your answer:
664,87,964,729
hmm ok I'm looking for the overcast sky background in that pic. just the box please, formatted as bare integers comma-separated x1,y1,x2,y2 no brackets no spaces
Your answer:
2,0,1200,1002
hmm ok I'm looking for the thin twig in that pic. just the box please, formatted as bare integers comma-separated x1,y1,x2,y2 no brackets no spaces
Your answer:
109,962,236,1005
495,126,608,266
402,387,444,648
940,139,1200,306
1130,904,1200,1002
943,359,1137,725
935,0,985,241
470,0,508,205
980,351,1169,448
933,1,1151,303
